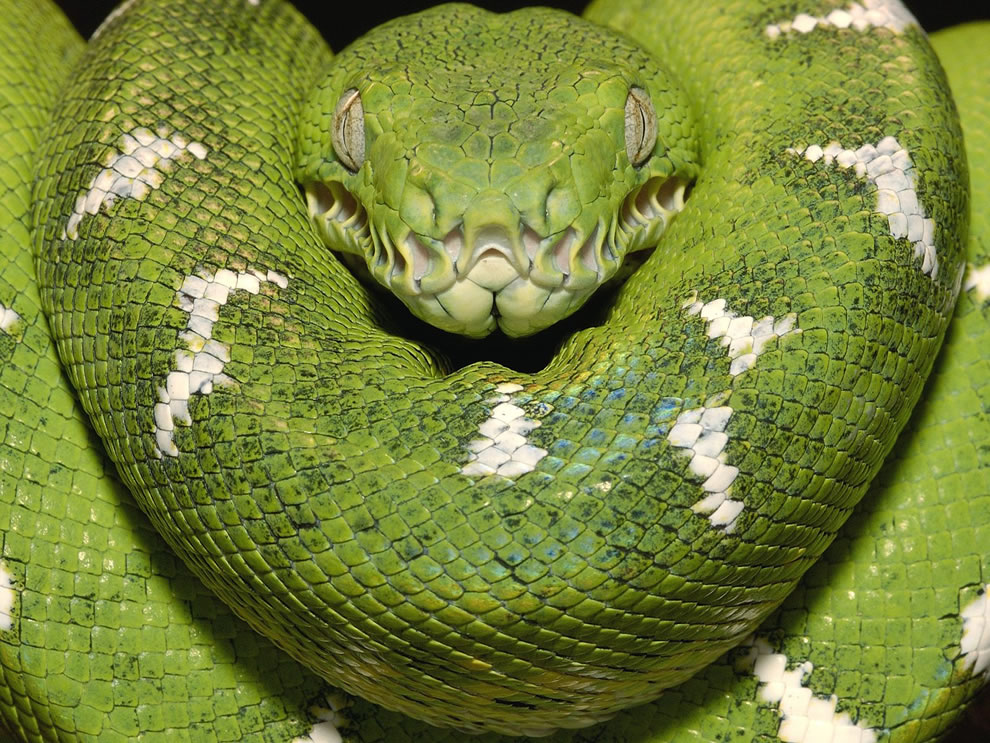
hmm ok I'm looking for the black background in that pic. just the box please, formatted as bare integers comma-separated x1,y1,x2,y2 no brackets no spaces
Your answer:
54,1,989,54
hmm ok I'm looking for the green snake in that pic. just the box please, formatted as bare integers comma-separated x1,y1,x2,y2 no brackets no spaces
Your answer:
1,0,987,740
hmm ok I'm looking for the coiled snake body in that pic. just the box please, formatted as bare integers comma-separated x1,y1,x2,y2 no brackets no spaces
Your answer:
0,0,987,741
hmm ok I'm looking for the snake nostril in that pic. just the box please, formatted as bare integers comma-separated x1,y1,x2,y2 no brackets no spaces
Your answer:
478,248,504,261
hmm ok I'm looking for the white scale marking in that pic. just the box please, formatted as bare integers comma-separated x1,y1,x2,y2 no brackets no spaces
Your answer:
964,263,990,301
684,297,800,377
765,0,916,38
461,383,549,479
155,268,288,457
749,638,878,743
668,401,743,532
789,136,938,279
0,562,14,631
0,304,21,334
669,298,801,533
960,586,990,679
290,694,346,743
64,127,207,240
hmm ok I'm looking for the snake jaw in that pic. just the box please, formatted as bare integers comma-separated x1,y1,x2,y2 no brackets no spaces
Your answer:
389,218,615,335
530,223,612,290
304,180,370,256
303,173,692,337
619,175,692,251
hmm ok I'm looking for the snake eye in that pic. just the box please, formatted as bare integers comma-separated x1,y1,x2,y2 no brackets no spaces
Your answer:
624,87,657,167
332,88,365,172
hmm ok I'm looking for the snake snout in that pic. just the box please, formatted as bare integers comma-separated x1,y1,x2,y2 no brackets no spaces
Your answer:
303,172,694,337
449,224,526,279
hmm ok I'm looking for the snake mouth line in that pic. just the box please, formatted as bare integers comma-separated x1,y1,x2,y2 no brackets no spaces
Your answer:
304,174,691,336
305,175,691,294
304,180,370,254
620,175,691,244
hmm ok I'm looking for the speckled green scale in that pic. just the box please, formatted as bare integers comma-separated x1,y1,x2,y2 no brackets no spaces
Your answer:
1,0,987,740
0,1,340,741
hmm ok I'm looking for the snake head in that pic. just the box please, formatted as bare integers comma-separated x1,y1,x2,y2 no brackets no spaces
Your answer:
297,4,699,337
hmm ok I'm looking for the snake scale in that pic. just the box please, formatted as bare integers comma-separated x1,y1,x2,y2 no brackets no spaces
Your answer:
0,0,987,740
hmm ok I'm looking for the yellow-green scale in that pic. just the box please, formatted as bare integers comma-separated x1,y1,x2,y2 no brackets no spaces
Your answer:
0,1,337,740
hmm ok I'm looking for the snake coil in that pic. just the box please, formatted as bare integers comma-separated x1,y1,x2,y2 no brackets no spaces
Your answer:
0,0,986,741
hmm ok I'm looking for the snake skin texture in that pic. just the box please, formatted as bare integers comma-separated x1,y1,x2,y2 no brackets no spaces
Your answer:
0,0,987,741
